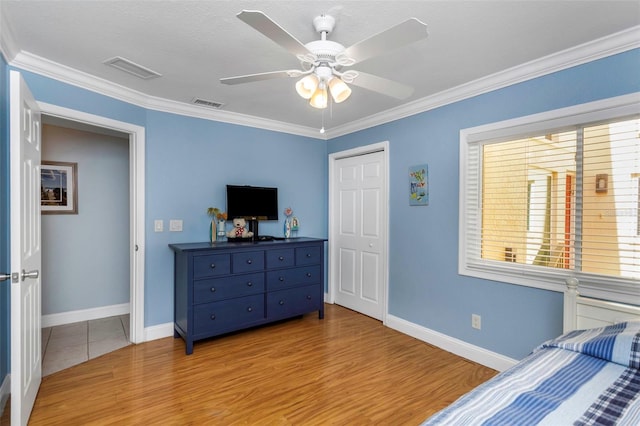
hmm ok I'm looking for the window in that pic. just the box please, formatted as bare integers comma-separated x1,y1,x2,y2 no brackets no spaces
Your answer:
460,94,640,301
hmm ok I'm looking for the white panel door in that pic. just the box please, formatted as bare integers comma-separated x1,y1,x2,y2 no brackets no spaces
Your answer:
10,70,42,426
333,151,386,320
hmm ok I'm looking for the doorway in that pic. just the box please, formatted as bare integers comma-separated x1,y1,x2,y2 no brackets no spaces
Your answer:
328,141,389,322
38,102,146,344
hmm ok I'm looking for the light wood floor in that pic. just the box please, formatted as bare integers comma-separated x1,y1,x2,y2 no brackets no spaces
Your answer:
3,304,496,425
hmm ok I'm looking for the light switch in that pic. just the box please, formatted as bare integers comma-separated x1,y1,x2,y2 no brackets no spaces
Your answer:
154,220,163,232
169,219,183,232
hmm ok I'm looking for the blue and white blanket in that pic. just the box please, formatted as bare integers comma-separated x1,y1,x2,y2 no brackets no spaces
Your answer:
423,320,640,425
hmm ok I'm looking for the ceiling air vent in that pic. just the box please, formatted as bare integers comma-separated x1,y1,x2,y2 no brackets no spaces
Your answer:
103,56,161,79
192,98,224,109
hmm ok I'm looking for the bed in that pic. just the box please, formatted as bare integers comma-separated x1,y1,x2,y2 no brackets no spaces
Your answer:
423,281,640,425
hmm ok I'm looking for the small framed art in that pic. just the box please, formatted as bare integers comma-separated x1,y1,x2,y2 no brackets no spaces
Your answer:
41,161,78,214
409,164,428,206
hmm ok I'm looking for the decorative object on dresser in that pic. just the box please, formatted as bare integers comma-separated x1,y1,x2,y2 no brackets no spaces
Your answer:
170,238,326,354
206,207,227,242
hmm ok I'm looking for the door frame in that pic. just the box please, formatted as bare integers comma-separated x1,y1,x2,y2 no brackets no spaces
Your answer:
38,102,146,344
327,141,389,324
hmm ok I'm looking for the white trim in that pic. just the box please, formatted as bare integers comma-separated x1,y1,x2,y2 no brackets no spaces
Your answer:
41,303,130,328
4,23,638,140
37,102,146,344
325,26,640,138
386,314,518,372
328,141,390,324
143,322,174,342
458,93,640,302
11,51,325,140
0,373,9,419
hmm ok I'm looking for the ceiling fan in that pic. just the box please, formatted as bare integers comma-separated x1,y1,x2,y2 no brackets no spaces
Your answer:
220,10,428,109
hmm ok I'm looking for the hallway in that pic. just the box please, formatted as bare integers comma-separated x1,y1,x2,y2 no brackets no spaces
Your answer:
41,314,130,376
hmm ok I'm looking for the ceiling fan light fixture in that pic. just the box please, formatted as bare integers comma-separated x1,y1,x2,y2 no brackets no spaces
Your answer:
328,77,351,103
309,84,328,109
295,74,319,99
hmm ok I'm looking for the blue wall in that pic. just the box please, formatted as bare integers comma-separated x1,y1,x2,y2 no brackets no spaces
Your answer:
1,48,637,380
329,49,640,359
1,53,9,388
14,70,327,328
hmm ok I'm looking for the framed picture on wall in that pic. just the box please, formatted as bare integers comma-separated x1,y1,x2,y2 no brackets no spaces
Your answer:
409,164,428,206
41,161,78,214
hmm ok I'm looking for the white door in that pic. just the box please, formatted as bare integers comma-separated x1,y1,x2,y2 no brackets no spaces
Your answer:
332,150,386,320
10,70,42,426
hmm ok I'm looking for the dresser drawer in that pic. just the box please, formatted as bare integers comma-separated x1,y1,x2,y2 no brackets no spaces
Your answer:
193,253,231,278
266,248,295,268
295,246,322,265
193,273,264,304
266,265,321,291
232,251,265,273
193,294,265,335
267,285,322,320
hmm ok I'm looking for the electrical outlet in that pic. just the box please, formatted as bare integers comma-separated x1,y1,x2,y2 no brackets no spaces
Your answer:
472,314,482,330
154,219,163,232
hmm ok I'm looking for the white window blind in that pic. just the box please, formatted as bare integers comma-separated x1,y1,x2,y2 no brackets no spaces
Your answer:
459,94,640,301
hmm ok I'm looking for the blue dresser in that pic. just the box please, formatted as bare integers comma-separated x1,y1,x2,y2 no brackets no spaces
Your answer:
169,238,325,354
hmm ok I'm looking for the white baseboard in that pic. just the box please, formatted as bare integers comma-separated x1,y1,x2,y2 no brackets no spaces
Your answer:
386,314,517,372
0,374,9,419
143,322,174,342
42,303,130,328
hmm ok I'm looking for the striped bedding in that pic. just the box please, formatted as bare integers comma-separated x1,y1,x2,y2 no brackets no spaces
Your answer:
423,320,640,425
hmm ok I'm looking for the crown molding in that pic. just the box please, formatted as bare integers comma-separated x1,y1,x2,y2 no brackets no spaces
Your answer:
325,25,640,139
5,23,639,141
0,3,19,64
9,51,325,140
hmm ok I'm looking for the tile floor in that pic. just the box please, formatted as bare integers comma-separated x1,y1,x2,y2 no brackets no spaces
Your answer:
41,314,130,377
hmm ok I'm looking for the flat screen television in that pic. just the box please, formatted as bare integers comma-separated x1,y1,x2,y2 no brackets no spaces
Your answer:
226,185,278,221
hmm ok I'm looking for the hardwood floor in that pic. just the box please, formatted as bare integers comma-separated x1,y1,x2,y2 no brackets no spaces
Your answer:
3,304,496,425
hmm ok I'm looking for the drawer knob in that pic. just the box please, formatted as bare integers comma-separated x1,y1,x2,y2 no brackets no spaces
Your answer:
306,253,312,258
279,300,285,305
210,287,216,292
210,263,216,269
279,277,285,282
306,273,312,278
210,314,216,320
306,295,312,300
246,281,253,287
246,259,253,264
278,256,284,261
247,306,253,312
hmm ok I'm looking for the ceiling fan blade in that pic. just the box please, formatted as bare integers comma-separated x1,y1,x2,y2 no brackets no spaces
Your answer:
220,70,294,85
237,10,310,57
344,18,428,64
349,72,414,100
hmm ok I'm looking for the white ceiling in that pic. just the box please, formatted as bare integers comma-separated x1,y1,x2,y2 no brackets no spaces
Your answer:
2,1,639,137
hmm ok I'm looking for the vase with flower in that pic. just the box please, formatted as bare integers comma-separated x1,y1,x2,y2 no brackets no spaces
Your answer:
207,207,228,242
